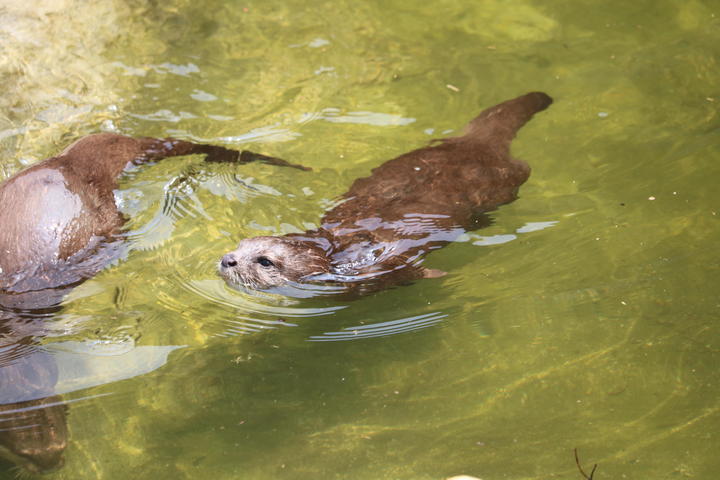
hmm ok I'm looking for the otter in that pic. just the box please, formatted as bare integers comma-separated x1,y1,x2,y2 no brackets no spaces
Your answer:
218,92,552,294
0,133,306,473
0,133,306,301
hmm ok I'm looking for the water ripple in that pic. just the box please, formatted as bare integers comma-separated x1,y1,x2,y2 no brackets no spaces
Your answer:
307,311,447,342
310,108,416,126
180,278,346,318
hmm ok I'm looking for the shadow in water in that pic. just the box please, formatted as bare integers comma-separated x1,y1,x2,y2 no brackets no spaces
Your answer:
0,134,305,473
0,289,185,474
0,290,70,474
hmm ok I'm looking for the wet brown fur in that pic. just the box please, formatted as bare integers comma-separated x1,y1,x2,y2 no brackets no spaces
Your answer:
0,133,305,472
219,92,553,293
0,134,305,296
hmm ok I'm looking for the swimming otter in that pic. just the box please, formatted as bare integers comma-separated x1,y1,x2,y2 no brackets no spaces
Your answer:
0,133,306,472
218,92,552,293
0,133,306,299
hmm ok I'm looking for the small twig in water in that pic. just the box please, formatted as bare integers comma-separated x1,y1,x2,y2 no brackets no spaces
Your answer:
574,448,598,480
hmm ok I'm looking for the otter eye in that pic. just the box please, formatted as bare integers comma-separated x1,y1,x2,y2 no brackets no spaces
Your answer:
257,256,274,268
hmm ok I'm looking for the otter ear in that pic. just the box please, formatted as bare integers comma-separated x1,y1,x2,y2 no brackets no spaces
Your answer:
421,268,447,279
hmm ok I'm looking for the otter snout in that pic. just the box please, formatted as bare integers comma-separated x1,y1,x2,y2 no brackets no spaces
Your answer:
220,253,238,268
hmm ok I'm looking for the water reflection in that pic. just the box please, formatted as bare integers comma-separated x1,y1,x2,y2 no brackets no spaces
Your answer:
182,279,346,318
49,341,183,396
450,219,559,247
0,301,68,474
0,312,183,473
0,264,73,471
308,311,448,342
0,395,67,474
315,108,416,126
177,278,347,338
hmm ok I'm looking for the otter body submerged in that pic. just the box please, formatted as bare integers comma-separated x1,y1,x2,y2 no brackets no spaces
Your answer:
0,133,305,472
0,134,305,298
219,92,553,293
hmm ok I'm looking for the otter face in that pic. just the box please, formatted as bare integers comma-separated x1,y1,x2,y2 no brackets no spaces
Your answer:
218,236,331,290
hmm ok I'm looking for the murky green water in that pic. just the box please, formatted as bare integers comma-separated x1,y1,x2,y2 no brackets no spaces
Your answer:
2,0,719,478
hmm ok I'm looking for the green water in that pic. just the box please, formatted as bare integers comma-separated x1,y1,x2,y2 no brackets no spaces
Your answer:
2,0,719,478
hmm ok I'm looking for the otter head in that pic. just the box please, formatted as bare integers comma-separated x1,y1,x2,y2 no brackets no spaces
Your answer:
218,236,331,290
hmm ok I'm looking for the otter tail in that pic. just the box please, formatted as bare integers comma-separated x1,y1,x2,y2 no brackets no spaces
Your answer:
460,92,552,149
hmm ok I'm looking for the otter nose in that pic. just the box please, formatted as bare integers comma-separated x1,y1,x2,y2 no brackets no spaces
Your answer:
221,253,238,268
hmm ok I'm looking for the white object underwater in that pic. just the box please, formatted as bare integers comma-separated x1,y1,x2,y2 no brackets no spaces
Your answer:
47,340,184,396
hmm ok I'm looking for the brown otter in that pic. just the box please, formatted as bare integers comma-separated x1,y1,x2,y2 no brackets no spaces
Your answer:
0,133,306,472
218,92,552,294
0,133,306,300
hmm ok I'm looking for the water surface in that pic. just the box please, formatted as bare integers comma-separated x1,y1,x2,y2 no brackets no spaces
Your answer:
1,0,719,478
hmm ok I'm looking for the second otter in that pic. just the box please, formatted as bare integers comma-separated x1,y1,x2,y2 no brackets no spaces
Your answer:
0,133,305,473
218,92,553,294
